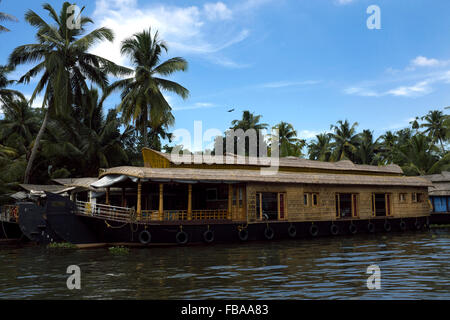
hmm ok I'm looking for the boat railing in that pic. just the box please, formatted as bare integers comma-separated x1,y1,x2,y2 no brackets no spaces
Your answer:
75,201,134,222
140,209,229,222
0,205,19,223
75,201,229,222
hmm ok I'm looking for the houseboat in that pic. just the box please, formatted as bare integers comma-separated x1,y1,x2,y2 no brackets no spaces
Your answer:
0,205,22,241
0,183,75,243
27,148,432,246
423,171,450,224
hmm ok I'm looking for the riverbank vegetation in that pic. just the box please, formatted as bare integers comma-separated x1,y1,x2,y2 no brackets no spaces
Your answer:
47,242,77,249
0,2,449,205
108,246,130,254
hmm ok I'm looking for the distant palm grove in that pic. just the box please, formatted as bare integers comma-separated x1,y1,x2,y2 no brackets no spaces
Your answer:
0,2,449,204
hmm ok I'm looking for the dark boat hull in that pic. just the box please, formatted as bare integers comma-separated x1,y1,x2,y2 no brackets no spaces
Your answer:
65,215,430,246
19,192,431,246
18,202,63,244
429,213,450,225
0,220,23,241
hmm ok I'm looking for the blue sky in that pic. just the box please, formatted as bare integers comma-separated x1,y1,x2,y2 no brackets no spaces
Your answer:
1,0,450,149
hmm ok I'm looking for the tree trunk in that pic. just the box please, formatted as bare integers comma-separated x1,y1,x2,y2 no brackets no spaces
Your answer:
142,126,148,148
23,109,49,184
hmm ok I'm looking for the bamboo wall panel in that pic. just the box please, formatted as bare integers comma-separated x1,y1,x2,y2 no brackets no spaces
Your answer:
245,183,429,222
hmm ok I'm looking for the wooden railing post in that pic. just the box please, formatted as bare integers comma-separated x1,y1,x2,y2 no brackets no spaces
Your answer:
228,184,232,220
106,187,110,205
188,184,192,220
137,179,142,220
159,183,164,221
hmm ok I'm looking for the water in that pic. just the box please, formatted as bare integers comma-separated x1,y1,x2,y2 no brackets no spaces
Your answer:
0,229,449,299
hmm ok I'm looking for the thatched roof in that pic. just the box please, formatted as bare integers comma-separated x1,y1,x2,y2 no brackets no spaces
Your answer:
19,184,73,193
145,148,403,175
97,166,430,188
53,178,99,190
422,172,450,196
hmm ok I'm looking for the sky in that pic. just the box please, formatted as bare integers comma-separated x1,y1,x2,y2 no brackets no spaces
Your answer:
1,0,450,150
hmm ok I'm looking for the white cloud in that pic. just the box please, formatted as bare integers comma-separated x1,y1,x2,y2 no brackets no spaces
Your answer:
334,0,356,5
298,130,322,140
344,87,380,97
237,0,275,11
204,2,232,21
90,0,253,68
344,56,450,98
260,80,320,89
173,102,217,111
387,80,432,97
411,56,440,67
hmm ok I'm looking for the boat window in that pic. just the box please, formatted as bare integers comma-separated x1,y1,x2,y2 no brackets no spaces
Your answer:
373,193,389,217
303,193,309,206
304,193,319,207
412,192,417,202
312,193,319,207
259,192,278,220
336,193,352,218
399,193,407,202
279,193,286,220
416,193,424,202
238,187,243,208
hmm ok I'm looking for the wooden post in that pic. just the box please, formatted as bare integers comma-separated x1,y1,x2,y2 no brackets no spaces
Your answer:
159,183,164,221
228,184,232,219
188,184,192,220
106,187,110,205
121,188,125,207
137,180,142,220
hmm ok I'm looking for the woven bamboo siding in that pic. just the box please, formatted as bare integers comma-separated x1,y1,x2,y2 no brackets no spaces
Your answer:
141,148,404,175
245,183,429,223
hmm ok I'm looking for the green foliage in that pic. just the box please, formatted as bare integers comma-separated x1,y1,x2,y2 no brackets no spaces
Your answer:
0,0,18,33
104,28,188,148
8,1,130,183
108,246,129,254
47,242,77,249
306,109,448,175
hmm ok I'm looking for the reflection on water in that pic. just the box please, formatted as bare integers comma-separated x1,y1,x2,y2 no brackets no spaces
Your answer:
0,229,449,299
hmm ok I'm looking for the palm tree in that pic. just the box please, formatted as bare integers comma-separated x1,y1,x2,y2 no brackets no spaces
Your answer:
147,118,173,151
0,98,41,154
0,0,18,33
9,2,128,183
378,130,396,164
271,121,304,157
398,134,440,175
0,65,24,105
355,129,380,165
228,110,269,156
329,120,360,161
420,110,448,154
230,110,268,131
77,89,128,175
308,133,332,162
105,28,189,148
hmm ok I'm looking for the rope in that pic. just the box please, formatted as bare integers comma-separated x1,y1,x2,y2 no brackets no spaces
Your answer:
104,220,128,229
237,224,248,232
